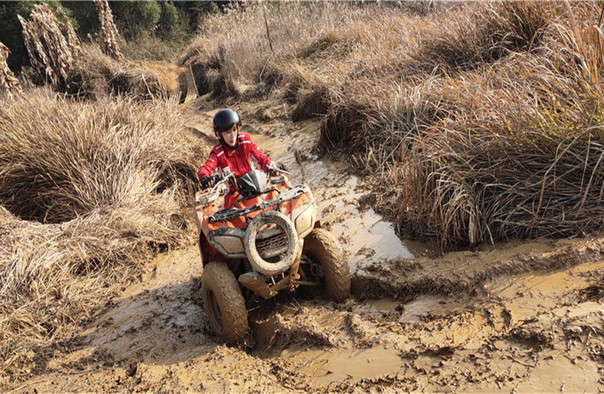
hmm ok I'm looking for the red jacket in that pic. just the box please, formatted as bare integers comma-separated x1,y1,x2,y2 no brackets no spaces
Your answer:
198,132,271,181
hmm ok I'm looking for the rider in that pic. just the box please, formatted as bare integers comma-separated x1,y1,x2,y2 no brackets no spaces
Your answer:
198,108,288,208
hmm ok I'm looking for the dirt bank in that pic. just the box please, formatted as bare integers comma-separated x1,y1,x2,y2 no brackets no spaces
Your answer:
5,101,603,392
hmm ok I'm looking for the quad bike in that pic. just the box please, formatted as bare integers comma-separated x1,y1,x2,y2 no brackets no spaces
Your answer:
194,166,350,344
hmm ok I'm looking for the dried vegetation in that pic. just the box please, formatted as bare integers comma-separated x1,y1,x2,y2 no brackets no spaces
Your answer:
0,42,21,98
18,3,81,90
18,1,175,100
0,90,200,383
94,0,123,61
184,1,604,248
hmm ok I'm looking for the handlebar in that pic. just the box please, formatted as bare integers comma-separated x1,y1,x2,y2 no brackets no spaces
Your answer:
200,173,226,191
265,163,292,176
201,166,292,193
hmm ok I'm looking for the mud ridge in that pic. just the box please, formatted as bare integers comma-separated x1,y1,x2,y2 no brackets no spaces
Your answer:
352,236,604,301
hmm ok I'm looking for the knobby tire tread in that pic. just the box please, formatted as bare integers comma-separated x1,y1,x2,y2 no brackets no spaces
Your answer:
202,262,248,344
303,228,350,302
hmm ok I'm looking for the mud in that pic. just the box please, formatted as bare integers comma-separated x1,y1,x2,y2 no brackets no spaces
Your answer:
5,103,604,392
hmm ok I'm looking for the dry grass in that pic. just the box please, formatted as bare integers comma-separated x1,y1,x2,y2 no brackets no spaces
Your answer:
94,0,124,61
18,2,179,100
68,43,173,100
180,1,367,98
0,89,200,383
18,3,81,90
185,1,604,248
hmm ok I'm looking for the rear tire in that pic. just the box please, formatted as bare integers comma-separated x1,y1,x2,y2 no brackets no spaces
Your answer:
202,262,248,344
303,228,350,302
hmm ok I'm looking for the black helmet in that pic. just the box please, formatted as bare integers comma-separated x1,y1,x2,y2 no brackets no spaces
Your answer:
213,108,241,133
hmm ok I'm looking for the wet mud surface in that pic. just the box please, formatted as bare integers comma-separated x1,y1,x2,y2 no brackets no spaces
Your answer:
6,104,604,392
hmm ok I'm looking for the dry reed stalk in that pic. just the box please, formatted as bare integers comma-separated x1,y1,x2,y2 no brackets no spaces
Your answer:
18,3,80,89
94,0,124,61
0,42,21,99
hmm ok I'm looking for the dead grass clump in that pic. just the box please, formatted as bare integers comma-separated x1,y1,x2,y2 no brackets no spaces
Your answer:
399,105,604,247
390,1,604,247
319,76,430,173
18,3,81,90
0,89,199,382
0,42,22,99
403,1,552,76
0,90,197,224
320,102,380,161
291,85,330,122
68,43,170,100
298,28,354,61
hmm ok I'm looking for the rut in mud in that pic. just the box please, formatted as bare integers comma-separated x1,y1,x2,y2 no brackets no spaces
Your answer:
7,104,604,393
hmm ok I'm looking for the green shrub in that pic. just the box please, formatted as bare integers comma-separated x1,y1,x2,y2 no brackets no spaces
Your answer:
109,0,161,39
158,1,179,34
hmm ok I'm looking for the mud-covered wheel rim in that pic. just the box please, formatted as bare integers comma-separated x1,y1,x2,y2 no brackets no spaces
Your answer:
302,228,350,302
244,210,299,276
201,262,248,344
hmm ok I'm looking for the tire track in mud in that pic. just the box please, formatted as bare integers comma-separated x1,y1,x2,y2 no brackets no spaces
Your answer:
353,236,604,301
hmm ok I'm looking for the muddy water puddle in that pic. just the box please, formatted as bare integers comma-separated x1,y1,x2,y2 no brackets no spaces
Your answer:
249,259,604,392
279,346,404,387
253,123,428,270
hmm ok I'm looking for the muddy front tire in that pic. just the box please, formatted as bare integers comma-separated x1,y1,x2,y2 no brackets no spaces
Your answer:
202,262,248,344
303,228,350,302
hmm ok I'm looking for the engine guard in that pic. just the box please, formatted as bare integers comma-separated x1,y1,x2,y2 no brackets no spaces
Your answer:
238,247,302,300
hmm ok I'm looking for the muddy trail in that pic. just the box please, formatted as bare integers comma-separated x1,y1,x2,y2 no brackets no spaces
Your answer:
8,102,604,393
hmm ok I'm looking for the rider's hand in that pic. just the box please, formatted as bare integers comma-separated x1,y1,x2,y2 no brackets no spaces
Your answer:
276,162,288,172
200,176,214,190
266,161,288,174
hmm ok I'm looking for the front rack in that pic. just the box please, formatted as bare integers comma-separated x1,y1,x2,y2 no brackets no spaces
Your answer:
208,185,309,223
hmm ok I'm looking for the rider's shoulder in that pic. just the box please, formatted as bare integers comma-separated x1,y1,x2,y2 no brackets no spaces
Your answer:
237,132,252,141
211,144,224,153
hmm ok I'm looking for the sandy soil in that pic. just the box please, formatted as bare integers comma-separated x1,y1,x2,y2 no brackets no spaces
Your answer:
5,102,603,392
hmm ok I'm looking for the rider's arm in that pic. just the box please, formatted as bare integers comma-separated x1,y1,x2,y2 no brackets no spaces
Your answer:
198,149,219,182
248,138,271,171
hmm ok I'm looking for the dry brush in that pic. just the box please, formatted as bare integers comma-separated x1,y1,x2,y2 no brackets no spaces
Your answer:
0,42,21,99
185,1,604,248
0,90,200,383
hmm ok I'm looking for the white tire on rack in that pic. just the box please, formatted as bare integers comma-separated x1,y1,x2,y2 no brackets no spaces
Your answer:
244,210,299,276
